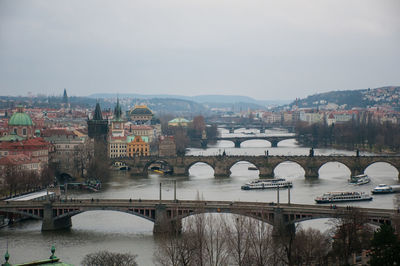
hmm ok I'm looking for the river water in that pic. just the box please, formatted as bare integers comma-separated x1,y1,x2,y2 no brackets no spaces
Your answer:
1,128,399,265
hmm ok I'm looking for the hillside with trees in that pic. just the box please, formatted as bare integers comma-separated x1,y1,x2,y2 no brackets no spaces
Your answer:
288,86,400,110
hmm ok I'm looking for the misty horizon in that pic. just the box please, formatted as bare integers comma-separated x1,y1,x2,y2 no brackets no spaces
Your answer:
1,1,399,100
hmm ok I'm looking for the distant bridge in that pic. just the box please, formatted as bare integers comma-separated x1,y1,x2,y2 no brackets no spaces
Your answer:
210,123,295,133
112,155,400,179
216,135,296,148
0,199,395,233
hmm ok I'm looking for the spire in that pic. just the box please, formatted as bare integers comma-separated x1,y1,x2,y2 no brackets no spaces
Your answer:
63,88,68,104
93,102,103,120
114,98,122,120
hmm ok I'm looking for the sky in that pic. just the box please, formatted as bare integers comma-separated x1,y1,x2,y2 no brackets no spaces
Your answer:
0,0,399,100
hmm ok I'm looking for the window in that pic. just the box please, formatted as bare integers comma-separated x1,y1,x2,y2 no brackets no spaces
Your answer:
13,128,17,134
23,128,27,135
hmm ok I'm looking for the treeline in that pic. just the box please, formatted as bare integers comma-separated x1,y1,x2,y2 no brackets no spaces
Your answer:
154,208,400,265
0,166,54,198
160,115,218,155
296,119,400,152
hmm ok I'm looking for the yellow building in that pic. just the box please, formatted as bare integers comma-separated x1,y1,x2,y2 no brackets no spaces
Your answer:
127,136,149,157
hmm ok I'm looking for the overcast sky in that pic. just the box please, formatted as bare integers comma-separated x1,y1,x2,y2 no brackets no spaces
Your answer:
0,0,399,100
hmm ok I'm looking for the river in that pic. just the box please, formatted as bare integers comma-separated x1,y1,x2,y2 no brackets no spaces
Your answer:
1,128,399,265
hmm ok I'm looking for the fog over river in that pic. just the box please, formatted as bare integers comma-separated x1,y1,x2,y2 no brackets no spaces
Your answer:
1,129,399,265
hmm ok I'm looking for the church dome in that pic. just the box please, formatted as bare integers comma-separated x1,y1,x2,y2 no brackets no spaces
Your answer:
129,105,153,115
9,107,33,126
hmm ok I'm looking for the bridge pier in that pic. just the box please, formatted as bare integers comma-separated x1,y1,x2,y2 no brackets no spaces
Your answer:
129,167,146,177
214,164,231,177
153,204,182,234
304,167,319,178
258,167,274,178
350,168,364,178
173,166,188,176
41,202,71,231
200,139,208,149
272,208,296,238
270,140,279,148
234,140,241,148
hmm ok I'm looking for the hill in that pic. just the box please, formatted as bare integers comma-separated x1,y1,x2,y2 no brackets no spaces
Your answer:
288,86,400,110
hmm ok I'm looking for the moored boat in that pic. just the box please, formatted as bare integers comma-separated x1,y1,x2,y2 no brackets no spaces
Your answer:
315,191,372,203
241,178,292,190
348,174,370,185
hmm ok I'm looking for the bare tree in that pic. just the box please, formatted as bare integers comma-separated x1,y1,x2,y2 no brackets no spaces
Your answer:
292,227,331,265
330,207,373,264
154,232,196,266
81,250,138,266
203,215,229,266
246,219,274,266
224,215,252,266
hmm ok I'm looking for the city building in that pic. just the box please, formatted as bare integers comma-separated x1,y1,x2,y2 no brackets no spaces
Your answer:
127,135,149,157
158,136,176,156
0,138,50,166
41,128,91,176
87,103,108,158
7,106,35,139
0,154,41,180
110,98,125,137
168,117,190,127
108,136,127,158
128,105,153,124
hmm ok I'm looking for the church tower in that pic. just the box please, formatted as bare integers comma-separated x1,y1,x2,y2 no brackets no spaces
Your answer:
111,98,125,137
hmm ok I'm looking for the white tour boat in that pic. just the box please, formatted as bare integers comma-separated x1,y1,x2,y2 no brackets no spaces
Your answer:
348,174,370,185
241,178,292,190
314,191,373,203
371,184,394,194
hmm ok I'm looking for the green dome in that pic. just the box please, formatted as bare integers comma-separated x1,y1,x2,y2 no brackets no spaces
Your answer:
9,110,33,126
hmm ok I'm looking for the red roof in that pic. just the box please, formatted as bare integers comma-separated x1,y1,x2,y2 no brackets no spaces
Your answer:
0,137,50,151
0,154,39,165
41,128,76,137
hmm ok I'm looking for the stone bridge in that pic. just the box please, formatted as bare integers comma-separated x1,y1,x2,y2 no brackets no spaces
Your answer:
216,135,296,148
112,155,400,179
0,199,395,233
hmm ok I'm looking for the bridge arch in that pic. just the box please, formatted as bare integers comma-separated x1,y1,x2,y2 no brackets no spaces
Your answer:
1,209,43,220
186,161,215,177
317,161,352,179
228,160,260,177
364,161,400,180
273,160,306,178
239,139,271,148
55,208,156,223
143,159,174,176
175,209,274,226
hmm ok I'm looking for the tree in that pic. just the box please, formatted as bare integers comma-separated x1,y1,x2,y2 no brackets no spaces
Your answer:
292,227,331,265
224,215,252,266
330,207,373,264
192,115,206,137
81,250,138,266
369,224,400,266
